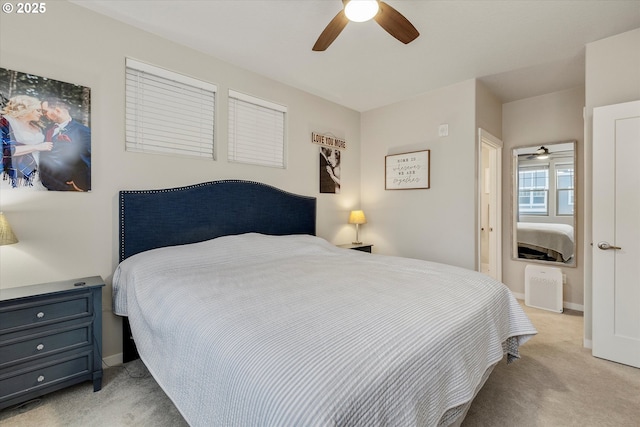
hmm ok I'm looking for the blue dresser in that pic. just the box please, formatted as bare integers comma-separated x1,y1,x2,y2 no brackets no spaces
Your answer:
0,277,104,410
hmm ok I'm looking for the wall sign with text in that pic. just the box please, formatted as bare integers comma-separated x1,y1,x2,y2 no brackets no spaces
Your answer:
311,132,346,150
385,150,430,190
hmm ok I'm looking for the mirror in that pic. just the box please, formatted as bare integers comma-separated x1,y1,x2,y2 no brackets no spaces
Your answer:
512,141,576,266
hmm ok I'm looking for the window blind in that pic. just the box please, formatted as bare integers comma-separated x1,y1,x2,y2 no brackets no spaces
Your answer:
228,89,286,168
125,58,216,159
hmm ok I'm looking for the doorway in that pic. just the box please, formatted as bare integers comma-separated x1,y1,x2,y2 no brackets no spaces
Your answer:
478,129,503,281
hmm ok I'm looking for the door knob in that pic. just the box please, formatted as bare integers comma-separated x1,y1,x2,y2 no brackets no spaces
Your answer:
597,241,622,250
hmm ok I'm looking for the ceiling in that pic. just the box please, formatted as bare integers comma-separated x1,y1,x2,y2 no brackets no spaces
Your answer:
71,0,640,112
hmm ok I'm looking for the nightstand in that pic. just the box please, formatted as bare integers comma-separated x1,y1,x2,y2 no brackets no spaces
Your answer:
0,276,104,410
338,243,373,253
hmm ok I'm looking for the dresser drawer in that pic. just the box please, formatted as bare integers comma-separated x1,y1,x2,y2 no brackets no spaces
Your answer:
0,278,104,409
0,351,92,402
0,323,92,368
0,293,92,334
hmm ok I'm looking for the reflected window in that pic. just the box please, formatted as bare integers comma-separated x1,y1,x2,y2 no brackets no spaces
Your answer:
519,166,549,215
556,164,574,215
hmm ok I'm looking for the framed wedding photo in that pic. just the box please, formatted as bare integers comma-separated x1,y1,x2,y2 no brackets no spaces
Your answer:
1,67,91,192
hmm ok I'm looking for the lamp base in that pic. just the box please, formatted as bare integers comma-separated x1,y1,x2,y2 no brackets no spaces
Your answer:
352,224,362,246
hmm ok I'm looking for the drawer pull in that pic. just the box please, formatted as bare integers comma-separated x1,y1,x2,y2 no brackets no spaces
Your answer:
36,343,45,351
37,375,45,383
36,311,45,319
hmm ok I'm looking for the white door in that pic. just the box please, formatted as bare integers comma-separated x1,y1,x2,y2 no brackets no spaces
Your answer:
592,100,640,368
478,129,502,281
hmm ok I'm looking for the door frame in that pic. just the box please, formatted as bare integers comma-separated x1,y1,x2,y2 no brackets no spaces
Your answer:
477,128,503,281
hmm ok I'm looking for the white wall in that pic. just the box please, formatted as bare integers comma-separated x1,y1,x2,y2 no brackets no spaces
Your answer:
584,28,640,344
501,87,585,308
360,79,479,268
476,80,503,139
359,80,500,270
0,1,361,361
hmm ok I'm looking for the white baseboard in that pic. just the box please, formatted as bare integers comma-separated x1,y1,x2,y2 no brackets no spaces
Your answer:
102,353,123,368
563,301,584,312
511,291,583,312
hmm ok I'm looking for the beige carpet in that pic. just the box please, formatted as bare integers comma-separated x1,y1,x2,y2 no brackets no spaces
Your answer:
0,360,187,427
1,303,638,426
463,304,640,427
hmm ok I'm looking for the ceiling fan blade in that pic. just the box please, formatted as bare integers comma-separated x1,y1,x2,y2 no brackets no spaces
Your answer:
313,10,349,51
374,1,420,44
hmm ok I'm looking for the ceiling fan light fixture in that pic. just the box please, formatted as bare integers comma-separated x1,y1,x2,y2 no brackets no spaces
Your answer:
344,0,379,22
313,0,418,51
536,146,550,159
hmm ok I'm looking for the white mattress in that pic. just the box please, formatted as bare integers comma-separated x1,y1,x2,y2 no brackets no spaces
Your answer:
113,233,536,426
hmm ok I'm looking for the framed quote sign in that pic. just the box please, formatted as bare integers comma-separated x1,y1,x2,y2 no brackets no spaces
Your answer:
385,150,430,190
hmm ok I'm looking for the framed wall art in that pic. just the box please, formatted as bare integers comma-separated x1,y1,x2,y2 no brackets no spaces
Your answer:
385,150,430,190
319,146,341,194
1,67,91,192
313,132,345,194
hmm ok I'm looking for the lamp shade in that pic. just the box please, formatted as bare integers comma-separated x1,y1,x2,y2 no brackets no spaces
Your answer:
0,212,18,245
348,210,367,225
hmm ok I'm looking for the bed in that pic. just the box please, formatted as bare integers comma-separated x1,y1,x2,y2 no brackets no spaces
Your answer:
113,180,536,427
516,222,574,263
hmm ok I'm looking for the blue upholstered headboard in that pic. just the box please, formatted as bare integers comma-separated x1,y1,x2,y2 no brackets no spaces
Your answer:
119,180,317,262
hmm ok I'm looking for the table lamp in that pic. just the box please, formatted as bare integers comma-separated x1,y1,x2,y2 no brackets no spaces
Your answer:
348,210,366,244
0,212,18,245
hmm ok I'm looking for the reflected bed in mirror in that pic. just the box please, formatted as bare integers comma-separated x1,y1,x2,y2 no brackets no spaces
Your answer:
513,141,576,266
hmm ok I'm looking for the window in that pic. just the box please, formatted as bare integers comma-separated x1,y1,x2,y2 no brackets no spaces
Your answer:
228,90,286,168
556,164,574,215
519,166,549,215
125,58,216,159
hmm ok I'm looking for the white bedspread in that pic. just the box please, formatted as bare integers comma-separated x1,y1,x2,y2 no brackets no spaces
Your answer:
517,222,574,262
113,233,536,427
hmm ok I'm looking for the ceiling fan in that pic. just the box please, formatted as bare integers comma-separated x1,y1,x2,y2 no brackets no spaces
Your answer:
526,146,551,160
313,0,420,51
